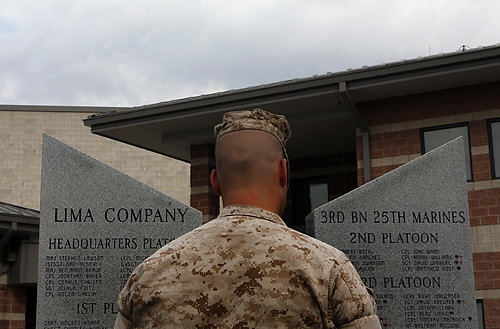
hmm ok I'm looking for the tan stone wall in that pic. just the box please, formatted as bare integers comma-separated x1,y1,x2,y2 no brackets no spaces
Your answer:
0,111,190,210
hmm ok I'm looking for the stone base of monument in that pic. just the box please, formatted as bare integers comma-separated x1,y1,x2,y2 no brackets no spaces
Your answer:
307,137,478,328
36,135,202,329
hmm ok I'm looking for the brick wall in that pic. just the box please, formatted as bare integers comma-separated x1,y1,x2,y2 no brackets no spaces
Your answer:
474,252,500,290
470,120,492,181
356,82,500,328
0,110,190,327
0,275,25,329
357,82,500,127
484,298,500,329
190,144,219,223
469,190,500,227
0,111,190,210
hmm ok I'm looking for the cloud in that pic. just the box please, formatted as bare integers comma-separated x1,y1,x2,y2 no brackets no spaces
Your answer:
0,0,498,106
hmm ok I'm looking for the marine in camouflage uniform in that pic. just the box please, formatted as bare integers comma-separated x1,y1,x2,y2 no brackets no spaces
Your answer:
115,109,380,328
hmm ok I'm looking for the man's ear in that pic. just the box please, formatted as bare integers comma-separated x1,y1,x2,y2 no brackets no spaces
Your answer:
210,169,221,196
279,158,288,188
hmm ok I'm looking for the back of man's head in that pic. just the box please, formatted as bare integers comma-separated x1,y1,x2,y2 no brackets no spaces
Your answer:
211,109,291,215
215,130,283,194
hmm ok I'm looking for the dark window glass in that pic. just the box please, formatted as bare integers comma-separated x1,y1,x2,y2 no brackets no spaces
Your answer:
26,285,37,329
488,119,500,179
281,152,357,233
476,299,485,329
310,183,328,211
422,124,472,181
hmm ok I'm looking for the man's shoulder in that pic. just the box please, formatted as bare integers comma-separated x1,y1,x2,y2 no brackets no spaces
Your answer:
217,212,350,268
139,223,207,265
131,212,350,281
277,224,350,265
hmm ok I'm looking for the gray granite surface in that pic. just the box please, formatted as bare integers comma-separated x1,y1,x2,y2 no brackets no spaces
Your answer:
36,135,202,329
307,137,478,328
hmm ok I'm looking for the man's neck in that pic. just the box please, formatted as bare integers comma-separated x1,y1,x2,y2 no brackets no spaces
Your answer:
222,189,281,215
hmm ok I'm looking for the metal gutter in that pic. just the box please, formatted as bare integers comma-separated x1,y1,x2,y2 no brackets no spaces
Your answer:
348,56,499,90
0,104,128,113
339,81,371,183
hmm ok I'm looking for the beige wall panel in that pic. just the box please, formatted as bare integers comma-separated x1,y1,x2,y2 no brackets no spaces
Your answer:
0,111,189,210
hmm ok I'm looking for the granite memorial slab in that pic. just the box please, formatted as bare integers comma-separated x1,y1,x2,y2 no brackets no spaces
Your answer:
36,135,202,329
306,137,478,328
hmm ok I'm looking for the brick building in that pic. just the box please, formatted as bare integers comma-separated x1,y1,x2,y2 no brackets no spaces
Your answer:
1,45,499,327
0,106,189,328
85,44,500,327
0,106,190,211
355,82,500,327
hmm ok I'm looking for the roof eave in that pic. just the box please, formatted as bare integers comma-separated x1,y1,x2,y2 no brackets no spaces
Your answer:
84,44,500,129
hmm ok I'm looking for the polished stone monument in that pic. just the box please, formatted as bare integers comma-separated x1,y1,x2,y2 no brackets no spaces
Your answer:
307,137,478,328
36,135,202,329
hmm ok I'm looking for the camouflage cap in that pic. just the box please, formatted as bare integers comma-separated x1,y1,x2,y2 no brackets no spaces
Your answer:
214,108,291,146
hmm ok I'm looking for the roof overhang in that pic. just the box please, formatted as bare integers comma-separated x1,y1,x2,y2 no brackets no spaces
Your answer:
0,104,126,113
0,214,39,235
84,45,500,162
0,210,39,253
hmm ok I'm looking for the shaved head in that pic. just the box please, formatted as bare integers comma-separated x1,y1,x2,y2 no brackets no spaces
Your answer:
215,130,284,194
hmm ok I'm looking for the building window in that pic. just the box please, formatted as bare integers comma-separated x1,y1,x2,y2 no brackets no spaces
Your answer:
421,123,473,181
285,177,328,232
26,286,37,329
476,299,485,329
310,183,328,211
282,152,358,233
488,118,500,179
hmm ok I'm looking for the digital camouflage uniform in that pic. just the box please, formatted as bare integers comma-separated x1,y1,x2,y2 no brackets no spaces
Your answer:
115,109,380,328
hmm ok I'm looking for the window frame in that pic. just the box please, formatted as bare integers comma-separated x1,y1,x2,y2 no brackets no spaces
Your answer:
286,175,328,230
420,122,474,182
309,181,329,211
487,117,500,180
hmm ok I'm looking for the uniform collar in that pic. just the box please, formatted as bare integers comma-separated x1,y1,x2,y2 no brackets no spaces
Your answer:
218,204,287,227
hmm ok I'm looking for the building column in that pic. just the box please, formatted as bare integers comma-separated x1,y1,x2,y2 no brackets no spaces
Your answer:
190,144,219,223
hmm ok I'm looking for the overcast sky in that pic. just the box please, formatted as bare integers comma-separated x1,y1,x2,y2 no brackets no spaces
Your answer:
0,0,498,107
